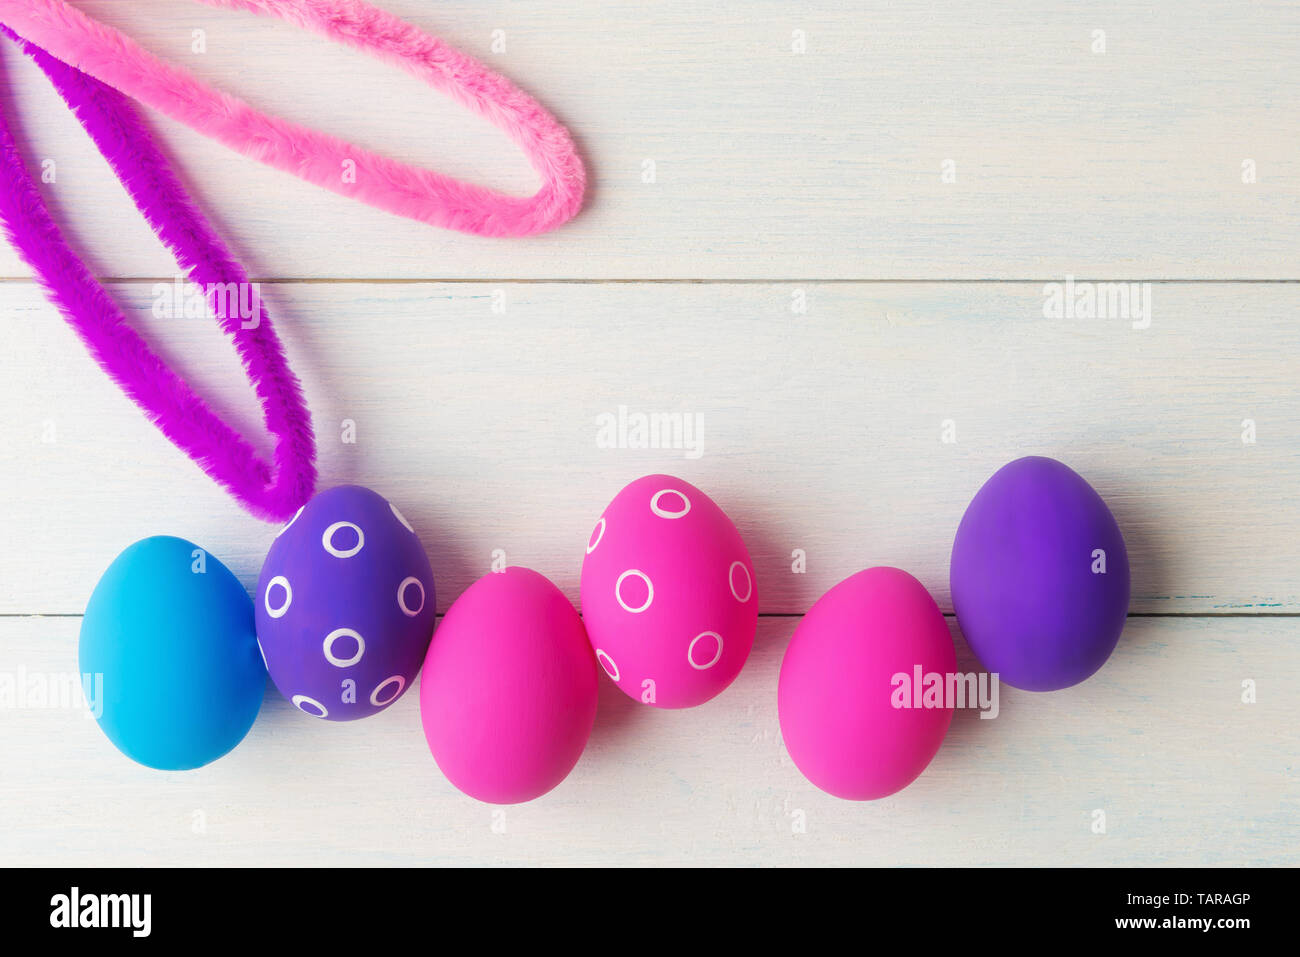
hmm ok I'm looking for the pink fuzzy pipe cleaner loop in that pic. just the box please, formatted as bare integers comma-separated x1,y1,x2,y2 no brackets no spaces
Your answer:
0,0,586,236
0,25,316,522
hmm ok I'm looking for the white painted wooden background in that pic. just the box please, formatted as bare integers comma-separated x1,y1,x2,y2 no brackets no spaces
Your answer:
1,1,1296,866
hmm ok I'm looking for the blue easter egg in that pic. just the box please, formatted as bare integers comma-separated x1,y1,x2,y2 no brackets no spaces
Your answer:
255,485,436,721
80,536,265,770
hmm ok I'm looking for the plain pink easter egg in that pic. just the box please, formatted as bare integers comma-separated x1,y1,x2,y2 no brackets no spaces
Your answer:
580,475,757,709
778,567,957,800
420,567,598,804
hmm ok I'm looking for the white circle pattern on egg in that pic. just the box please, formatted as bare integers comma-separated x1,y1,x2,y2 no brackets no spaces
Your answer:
650,488,691,519
257,486,437,722
322,521,365,558
370,675,406,706
276,504,305,538
595,649,620,681
586,517,606,554
729,561,753,603
397,576,425,617
264,575,292,618
389,501,415,533
688,631,724,670
293,694,329,718
579,476,758,709
323,627,365,668
615,568,654,613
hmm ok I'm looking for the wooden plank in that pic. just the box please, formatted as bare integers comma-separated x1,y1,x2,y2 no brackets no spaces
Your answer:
0,614,1292,866
0,0,1296,279
2,280,1296,615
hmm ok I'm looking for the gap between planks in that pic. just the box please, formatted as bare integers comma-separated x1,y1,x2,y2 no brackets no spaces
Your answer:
2,278,1300,285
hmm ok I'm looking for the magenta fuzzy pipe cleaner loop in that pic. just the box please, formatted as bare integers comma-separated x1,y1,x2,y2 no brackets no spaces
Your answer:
0,26,316,522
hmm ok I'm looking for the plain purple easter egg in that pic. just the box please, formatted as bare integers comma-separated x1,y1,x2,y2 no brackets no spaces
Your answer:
256,485,436,720
950,456,1129,692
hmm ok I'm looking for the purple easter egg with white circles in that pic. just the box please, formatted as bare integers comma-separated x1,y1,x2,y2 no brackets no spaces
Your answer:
256,485,436,720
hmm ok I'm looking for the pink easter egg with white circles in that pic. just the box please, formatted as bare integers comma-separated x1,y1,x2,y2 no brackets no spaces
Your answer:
580,475,757,708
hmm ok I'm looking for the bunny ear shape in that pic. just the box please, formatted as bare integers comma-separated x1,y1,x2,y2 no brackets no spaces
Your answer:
0,0,587,237
0,26,316,522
